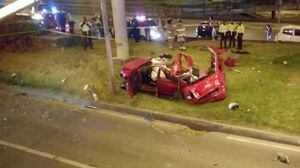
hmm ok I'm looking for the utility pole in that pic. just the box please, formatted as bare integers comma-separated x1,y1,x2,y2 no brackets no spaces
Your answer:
111,0,129,61
278,0,282,26
100,0,115,94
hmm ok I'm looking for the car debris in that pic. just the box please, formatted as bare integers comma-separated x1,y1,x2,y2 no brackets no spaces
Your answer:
274,152,290,164
234,69,241,73
85,105,98,110
61,78,67,85
228,102,239,110
11,73,16,77
84,84,99,102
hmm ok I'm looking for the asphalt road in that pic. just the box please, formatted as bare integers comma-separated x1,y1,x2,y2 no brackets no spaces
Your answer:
0,85,299,168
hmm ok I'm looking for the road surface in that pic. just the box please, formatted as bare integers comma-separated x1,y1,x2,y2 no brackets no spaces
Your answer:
0,85,299,168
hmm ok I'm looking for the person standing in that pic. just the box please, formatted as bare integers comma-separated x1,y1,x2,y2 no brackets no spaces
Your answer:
176,19,186,50
225,22,230,48
166,18,176,50
95,14,104,37
80,17,93,50
265,24,272,41
211,24,218,41
66,11,75,34
218,21,226,49
132,16,140,42
228,22,237,48
236,22,245,50
108,15,115,38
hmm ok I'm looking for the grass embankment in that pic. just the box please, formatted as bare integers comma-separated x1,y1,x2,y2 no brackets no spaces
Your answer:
0,39,299,135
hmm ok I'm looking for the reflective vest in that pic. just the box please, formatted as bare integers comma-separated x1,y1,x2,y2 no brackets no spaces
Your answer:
236,24,245,34
218,24,226,33
176,23,186,37
224,24,230,32
229,23,237,32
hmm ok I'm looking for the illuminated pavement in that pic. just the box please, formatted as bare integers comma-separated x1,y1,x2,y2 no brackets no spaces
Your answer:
0,85,299,168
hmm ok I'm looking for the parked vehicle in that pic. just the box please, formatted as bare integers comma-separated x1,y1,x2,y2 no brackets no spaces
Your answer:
196,21,213,39
275,25,300,42
128,17,165,41
120,47,227,104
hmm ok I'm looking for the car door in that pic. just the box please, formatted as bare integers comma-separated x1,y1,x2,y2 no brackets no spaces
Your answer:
292,28,300,42
127,70,140,97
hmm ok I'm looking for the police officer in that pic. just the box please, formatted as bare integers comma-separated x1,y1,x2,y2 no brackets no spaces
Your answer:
225,22,230,49
166,18,175,50
80,17,93,50
218,21,226,49
176,19,186,50
236,22,244,50
228,22,237,48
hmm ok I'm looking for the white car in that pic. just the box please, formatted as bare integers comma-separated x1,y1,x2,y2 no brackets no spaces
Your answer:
275,25,300,42
128,19,165,41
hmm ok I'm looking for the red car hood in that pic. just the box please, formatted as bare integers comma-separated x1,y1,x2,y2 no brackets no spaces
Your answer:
122,57,151,72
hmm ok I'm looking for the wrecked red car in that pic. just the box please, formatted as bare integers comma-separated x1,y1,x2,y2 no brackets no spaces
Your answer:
120,47,227,104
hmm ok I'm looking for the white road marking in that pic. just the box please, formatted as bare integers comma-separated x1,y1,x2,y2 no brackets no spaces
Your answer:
0,140,96,168
226,136,300,153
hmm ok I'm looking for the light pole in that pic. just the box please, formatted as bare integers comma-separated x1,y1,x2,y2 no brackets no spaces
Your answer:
100,0,116,94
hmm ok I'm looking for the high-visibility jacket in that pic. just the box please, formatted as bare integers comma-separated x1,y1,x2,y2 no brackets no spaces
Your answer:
218,24,226,33
224,24,230,32
236,24,245,34
175,23,186,37
166,24,176,39
229,23,237,32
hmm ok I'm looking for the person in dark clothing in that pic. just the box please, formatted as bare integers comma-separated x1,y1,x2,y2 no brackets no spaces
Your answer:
145,27,151,42
80,17,93,50
57,12,66,32
132,16,140,42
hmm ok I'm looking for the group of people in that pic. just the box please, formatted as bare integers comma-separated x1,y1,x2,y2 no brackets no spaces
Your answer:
80,14,115,51
166,18,186,50
218,21,245,50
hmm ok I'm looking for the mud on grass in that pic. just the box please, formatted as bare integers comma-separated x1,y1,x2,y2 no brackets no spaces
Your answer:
0,39,300,136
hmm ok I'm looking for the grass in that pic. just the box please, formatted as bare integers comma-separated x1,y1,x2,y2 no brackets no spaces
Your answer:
0,38,300,136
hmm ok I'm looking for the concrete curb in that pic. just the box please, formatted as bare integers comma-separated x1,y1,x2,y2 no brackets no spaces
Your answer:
4,84,300,147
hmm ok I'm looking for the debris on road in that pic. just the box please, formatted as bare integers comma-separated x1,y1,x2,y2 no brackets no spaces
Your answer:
85,105,98,110
228,102,239,110
274,152,290,164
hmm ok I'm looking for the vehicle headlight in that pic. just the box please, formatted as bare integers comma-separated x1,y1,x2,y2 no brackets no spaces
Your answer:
150,30,161,40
